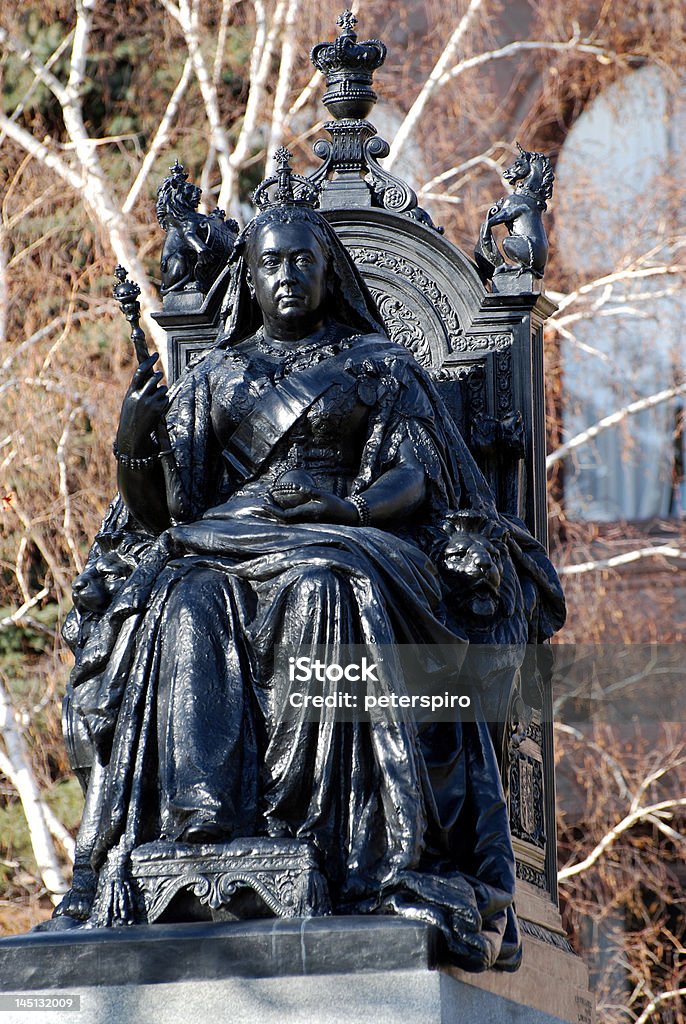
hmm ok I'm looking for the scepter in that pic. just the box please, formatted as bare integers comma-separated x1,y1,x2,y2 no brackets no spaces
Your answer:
113,265,151,364
112,265,172,453
112,267,188,519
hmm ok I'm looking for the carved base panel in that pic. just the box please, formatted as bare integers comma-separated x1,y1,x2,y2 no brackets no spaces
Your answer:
129,838,331,924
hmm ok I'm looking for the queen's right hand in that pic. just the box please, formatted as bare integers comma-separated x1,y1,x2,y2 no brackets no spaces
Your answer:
116,353,169,455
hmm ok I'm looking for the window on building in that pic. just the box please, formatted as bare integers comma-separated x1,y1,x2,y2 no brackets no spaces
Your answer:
554,67,686,521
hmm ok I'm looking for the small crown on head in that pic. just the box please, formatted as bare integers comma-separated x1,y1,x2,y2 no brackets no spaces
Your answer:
251,149,320,212
169,159,189,188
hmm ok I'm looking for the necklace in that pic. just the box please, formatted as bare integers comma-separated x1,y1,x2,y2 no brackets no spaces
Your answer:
253,329,359,371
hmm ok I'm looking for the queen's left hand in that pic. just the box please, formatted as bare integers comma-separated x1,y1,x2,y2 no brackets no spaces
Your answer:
273,489,357,525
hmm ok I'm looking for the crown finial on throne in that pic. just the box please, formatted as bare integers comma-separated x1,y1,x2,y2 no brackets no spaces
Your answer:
336,10,357,35
310,12,386,120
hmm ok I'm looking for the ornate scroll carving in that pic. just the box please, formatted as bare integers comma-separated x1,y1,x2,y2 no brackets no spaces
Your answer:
496,348,514,416
364,135,418,214
458,362,487,420
130,838,331,924
368,289,432,366
349,246,463,347
463,332,514,352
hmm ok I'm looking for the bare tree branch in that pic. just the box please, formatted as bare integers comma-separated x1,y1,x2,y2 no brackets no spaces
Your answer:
56,407,84,574
555,724,631,799
13,537,31,606
53,0,167,352
1,13,167,353
0,651,76,862
0,114,84,193
547,384,686,469
551,323,613,361
286,70,320,121
265,0,301,160
123,58,193,214
197,0,242,199
0,587,49,632
0,225,7,347
160,0,234,211
7,225,65,270
388,20,625,172
0,677,69,903
213,0,240,85
6,474,74,599
60,132,144,151
558,798,686,881
630,756,686,812
557,545,686,576
417,194,463,205
40,802,75,863
439,35,619,88
552,288,683,333
0,25,70,107
548,260,685,313
386,0,484,171
633,988,686,1024
4,182,62,231
225,0,287,212
1,308,110,374
417,146,505,197
0,28,75,147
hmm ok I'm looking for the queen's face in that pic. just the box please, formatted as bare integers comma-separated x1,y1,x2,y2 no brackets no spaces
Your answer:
247,220,328,340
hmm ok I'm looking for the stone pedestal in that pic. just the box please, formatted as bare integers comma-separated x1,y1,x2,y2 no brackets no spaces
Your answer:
0,917,593,1024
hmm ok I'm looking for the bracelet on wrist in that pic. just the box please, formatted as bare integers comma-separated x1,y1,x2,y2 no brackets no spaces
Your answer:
349,493,371,526
112,441,172,470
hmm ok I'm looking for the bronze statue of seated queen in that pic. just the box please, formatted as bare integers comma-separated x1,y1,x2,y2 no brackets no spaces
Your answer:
55,148,564,974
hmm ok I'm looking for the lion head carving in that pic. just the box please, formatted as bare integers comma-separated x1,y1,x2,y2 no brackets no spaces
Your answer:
440,510,526,642
64,533,152,653
71,548,138,614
